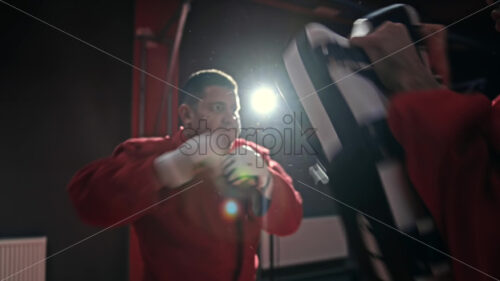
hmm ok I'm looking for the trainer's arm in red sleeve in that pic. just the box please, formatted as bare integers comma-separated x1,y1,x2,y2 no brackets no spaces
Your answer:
387,89,492,229
67,137,173,227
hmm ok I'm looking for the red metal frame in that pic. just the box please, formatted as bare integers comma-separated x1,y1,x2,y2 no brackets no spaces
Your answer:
130,1,182,280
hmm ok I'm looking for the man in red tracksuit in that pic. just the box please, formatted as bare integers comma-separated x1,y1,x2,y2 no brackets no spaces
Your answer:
350,6,500,280
67,69,303,281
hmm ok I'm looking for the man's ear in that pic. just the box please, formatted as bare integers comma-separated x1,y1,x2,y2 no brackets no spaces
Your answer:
178,104,194,127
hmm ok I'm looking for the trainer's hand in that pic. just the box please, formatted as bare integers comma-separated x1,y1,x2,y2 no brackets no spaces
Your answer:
221,145,273,199
420,24,450,87
350,22,441,96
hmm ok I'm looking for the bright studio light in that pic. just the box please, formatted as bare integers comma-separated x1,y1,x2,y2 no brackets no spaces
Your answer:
251,87,277,114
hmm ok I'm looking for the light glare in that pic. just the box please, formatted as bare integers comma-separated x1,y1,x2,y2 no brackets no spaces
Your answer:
251,87,277,114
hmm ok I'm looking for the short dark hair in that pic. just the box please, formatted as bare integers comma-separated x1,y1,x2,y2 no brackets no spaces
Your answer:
180,69,238,107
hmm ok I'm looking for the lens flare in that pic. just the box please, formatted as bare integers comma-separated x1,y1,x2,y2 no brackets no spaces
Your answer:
222,199,239,220
225,200,238,215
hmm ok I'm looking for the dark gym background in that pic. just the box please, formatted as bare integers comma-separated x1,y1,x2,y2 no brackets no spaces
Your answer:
1,0,498,280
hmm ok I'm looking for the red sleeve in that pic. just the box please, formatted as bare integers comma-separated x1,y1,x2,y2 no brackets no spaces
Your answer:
387,89,492,231
263,158,304,236
67,137,174,227
245,141,303,236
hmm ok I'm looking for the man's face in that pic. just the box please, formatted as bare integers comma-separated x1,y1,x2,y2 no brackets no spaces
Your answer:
186,85,241,143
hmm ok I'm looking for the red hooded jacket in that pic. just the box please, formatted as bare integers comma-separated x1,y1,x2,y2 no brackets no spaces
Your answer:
388,89,500,281
67,129,303,281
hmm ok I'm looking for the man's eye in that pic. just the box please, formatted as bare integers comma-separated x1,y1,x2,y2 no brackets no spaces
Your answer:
213,104,225,112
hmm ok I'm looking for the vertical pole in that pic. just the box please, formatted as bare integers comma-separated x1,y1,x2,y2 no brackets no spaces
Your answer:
164,1,191,135
138,38,147,137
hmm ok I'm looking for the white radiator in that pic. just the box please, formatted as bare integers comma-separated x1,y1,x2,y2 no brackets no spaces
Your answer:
260,216,348,268
0,237,46,281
